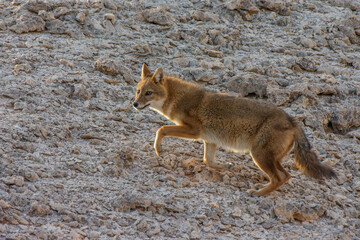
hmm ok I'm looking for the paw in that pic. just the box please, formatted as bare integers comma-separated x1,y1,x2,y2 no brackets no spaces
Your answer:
247,188,261,197
154,145,163,157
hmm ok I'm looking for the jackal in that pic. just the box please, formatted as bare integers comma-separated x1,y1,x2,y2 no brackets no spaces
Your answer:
133,64,337,196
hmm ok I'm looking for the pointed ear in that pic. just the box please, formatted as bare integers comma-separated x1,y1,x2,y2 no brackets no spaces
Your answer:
152,68,164,84
141,63,151,79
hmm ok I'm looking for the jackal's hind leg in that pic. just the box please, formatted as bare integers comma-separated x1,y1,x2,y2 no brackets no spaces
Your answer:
247,153,284,196
275,161,291,184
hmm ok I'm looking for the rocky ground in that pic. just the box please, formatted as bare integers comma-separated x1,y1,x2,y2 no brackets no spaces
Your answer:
0,0,359,239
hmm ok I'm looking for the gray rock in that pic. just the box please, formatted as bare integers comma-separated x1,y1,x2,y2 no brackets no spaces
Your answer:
104,13,115,24
24,171,39,182
13,101,27,110
72,84,92,100
351,58,360,70
90,18,105,34
0,20,6,30
69,230,86,239
94,57,133,79
206,50,223,58
102,20,115,32
53,7,72,18
104,0,117,10
23,0,48,14
89,231,101,239
296,57,318,72
38,10,55,21
347,129,360,140
226,73,268,97
13,63,32,75
328,108,360,134
225,0,259,14
13,214,29,225
142,7,174,26
45,19,67,34
0,200,11,209
147,221,161,237
89,0,104,8
191,10,219,23
10,13,45,33
353,180,360,191
273,203,319,223
329,0,360,10
338,16,360,45
75,12,86,23
2,176,24,186
300,37,317,49
293,206,324,222
257,0,291,16
267,87,290,105
111,193,152,212
29,202,51,216
0,223,7,233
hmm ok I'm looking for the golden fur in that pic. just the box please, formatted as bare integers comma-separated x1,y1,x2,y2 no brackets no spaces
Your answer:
133,64,337,196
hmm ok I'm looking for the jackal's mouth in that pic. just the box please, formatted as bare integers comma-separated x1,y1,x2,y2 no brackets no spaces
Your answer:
135,103,150,110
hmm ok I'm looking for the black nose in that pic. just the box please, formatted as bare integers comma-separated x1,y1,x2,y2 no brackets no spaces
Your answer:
133,102,138,108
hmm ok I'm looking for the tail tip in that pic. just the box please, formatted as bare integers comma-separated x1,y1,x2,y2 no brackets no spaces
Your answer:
329,170,338,180
323,166,337,180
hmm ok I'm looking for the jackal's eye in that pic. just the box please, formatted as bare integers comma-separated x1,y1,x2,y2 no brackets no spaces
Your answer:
145,91,152,96
137,90,140,94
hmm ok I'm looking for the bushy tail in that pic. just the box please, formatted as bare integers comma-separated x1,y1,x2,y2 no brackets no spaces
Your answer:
294,126,337,179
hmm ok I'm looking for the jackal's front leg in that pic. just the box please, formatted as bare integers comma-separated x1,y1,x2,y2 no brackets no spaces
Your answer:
154,125,200,156
203,142,233,170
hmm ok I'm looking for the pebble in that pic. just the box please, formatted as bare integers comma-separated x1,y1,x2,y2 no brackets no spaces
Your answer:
76,12,86,23
182,158,196,168
104,13,115,24
29,202,51,217
300,37,317,49
2,176,24,186
0,224,7,232
38,10,55,21
258,0,291,16
0,20,6,30
45,19,67,34
104,0,117,10
142,7,174,26
0,200,11,209
225,0,259,14
13,101,27,110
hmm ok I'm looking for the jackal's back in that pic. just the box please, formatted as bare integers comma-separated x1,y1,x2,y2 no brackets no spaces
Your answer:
197,93,295,151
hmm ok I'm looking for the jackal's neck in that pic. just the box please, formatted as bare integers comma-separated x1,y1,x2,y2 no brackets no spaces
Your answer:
152,76,204,122
150,77,177,117
164,76,201,95
150,99,165,113
151,76,198,119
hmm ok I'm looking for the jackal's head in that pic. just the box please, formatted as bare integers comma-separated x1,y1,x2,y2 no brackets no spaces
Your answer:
133,64,167,110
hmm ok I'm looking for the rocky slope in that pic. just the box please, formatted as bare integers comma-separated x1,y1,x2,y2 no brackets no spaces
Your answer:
0,0,359,239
